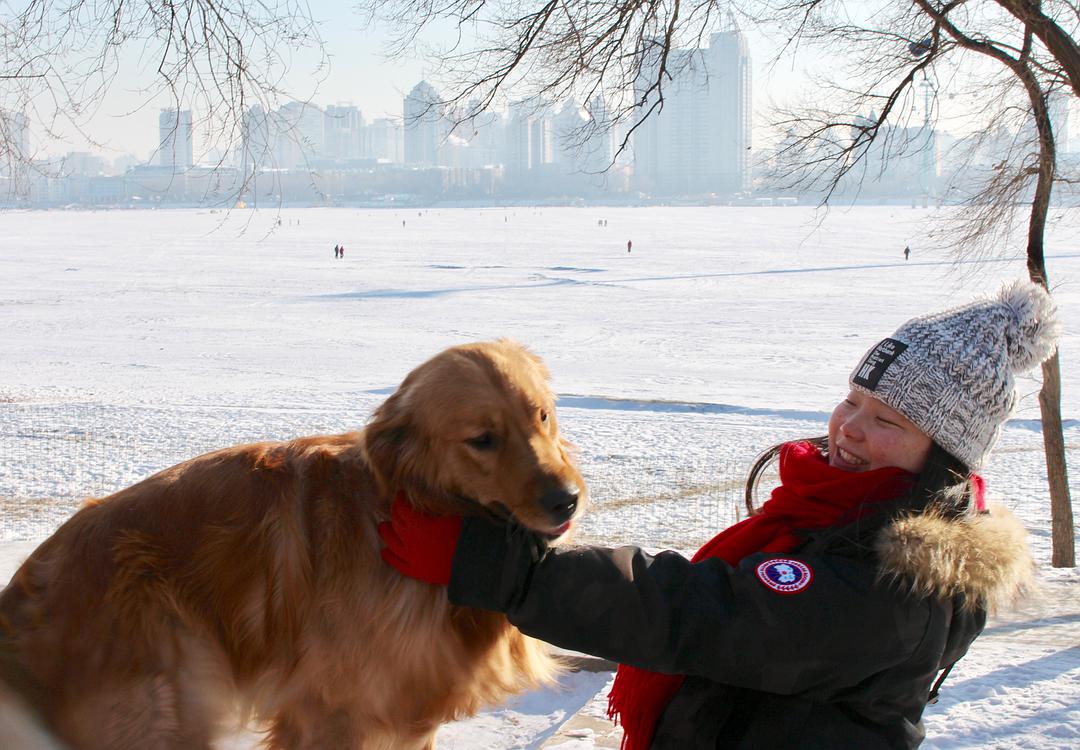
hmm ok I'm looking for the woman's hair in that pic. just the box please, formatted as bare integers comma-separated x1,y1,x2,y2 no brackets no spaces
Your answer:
743,437,974,521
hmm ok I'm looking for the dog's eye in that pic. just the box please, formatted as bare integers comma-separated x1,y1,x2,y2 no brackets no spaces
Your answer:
466,432,497,451
540,410,548,423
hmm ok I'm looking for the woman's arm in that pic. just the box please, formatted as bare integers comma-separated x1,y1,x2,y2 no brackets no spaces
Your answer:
447,515,936,696
380,503,936,696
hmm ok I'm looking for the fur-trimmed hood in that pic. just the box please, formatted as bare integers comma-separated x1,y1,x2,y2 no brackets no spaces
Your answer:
875,502,1035,613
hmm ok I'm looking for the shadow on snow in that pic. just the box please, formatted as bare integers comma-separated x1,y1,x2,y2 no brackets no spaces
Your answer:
306,253,1079,301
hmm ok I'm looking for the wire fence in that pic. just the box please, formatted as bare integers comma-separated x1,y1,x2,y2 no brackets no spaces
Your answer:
1,400,1074,555
0,399,372,540
0,400,765,545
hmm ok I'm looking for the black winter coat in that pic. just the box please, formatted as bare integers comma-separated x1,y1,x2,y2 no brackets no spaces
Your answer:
447,504,1032,749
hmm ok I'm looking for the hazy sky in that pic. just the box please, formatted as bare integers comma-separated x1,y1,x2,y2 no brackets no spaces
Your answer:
54,3,426,160
30,0,1074,162
40,1,810,161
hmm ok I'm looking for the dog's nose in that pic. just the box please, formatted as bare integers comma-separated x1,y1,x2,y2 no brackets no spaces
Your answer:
539,483,579,524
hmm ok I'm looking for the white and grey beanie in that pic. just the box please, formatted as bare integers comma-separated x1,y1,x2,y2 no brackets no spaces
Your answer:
848,280,1060,470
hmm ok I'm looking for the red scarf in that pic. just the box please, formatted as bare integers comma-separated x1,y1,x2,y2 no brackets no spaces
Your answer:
605,441,914,750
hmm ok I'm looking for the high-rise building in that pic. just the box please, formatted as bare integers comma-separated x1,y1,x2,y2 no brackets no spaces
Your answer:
582,96,616,174
366,117,403,162
242,105,272,172
158,108,194,170
458,102,504,169
324,104,364,161
633,29,752,195
403,81,443,166
1,109,30,199
1,109,30,161
62,152,108,177
551,102,587,169
507,100,553,173
272,101,326,169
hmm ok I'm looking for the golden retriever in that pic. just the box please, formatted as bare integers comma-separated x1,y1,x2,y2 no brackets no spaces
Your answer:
0,340,586,749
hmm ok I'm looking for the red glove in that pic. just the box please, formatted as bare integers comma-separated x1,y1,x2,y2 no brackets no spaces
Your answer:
379,492,464,585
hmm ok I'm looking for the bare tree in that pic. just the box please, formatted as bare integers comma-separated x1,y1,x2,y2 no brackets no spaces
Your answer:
2,0,1074,561
357,0,746,153
1,0,325,200
753,0,1076,567
918,0,1074,567
358,0,1077,565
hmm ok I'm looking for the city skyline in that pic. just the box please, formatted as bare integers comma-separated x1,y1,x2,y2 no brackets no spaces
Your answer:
61,28,754,185
16,4,1080,170
6,13,1078,208
8,0,1080,176
17,5,812,163
634,31,753,195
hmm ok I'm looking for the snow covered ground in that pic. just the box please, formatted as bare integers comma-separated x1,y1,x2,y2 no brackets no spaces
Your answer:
1,205,1077,748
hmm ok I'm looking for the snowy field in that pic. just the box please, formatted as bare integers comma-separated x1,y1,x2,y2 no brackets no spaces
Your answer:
0,205,1078,748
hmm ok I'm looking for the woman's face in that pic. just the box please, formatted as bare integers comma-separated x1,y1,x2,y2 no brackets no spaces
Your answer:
828,390,933,474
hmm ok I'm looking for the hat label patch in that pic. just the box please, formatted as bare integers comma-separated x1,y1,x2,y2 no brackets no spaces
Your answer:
756,559,814,594
852,338,908,391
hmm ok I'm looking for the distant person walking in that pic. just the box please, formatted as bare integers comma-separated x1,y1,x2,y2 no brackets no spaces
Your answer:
339,245,345,259
334,244,340,259
627,239,633,253
904,246,911,261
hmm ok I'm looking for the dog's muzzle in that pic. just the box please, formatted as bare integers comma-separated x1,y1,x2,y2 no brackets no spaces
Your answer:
538,483,579,526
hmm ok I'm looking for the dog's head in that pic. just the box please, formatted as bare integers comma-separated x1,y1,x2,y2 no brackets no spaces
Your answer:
364,340,586,538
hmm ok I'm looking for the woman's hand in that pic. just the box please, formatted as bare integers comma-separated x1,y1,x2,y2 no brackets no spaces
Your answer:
378,493,464,585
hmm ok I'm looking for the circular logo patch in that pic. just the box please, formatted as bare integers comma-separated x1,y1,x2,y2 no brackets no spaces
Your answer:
756,558,814,594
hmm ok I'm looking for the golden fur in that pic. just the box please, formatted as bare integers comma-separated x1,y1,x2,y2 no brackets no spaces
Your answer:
876,502,1035,614
0,340,586,749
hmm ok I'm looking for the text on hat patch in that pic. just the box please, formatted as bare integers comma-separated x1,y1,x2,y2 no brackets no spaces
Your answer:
852,338,908,391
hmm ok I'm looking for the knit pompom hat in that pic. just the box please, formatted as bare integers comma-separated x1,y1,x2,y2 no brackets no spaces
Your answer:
849,280,1060,470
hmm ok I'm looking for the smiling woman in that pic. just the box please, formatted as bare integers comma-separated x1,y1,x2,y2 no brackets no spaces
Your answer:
828,391,933,474
380,279,1059,750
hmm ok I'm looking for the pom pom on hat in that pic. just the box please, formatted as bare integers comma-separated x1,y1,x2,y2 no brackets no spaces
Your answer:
999,279,1060,374
849,279,1059,470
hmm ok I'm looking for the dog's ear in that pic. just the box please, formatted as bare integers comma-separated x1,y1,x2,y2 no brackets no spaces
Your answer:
364,388,408,495
497,338,551,381
364,379,432,497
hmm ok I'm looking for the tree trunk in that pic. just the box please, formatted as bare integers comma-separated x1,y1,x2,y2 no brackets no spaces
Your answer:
1022,75,1075,567
1039,352,1076,567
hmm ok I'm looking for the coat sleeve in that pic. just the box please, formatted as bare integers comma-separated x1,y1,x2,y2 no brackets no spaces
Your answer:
448,516,935,696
